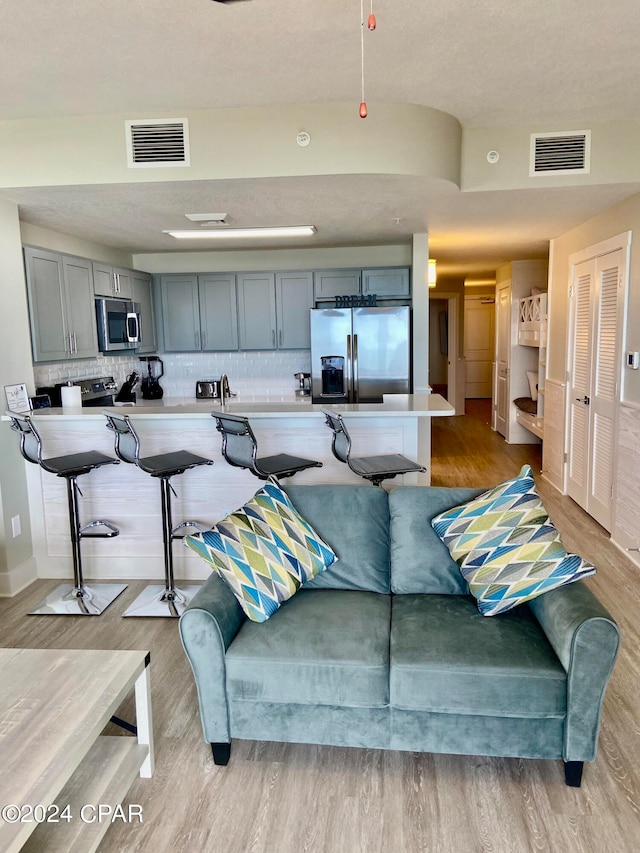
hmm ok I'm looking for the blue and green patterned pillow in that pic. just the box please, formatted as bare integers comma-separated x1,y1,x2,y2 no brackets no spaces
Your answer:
431,464,595,616
184,480,337,622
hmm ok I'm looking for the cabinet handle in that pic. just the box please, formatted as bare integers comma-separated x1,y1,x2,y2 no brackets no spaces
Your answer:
279,329,283,346
195,331,200,349
67,332,72,354
202,331,207,349
72,332,77,354
272,329,276,347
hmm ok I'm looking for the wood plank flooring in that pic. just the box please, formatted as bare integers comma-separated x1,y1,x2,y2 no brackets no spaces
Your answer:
1,399,639,853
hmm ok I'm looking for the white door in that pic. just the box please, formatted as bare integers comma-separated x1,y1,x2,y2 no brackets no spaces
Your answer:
465,297,495,398
494,282,510,436
566,249,624,531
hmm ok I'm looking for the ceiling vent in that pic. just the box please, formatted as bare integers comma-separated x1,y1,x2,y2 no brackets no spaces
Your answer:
530,130,591,176
125,118,190,168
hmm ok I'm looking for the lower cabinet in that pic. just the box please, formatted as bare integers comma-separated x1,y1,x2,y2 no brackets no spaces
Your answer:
24,246,99,362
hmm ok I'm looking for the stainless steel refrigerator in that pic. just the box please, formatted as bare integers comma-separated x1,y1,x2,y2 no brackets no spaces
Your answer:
310,306,411,403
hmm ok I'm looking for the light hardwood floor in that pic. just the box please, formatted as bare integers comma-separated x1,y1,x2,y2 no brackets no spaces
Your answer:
1,400,638,853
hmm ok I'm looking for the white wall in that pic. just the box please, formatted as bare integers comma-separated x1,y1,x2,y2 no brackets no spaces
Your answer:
0,199,36,588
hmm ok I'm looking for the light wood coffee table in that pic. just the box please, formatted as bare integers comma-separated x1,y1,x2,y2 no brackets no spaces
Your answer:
0,648,153,853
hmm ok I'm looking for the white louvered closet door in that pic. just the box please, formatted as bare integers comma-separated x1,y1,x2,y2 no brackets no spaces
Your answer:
566,262,592,510
567,249,624,531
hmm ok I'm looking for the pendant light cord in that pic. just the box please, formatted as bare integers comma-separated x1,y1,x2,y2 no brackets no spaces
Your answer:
360,0,365,104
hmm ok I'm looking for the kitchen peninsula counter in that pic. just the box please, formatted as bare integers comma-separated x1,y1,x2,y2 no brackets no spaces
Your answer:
16,394,454,585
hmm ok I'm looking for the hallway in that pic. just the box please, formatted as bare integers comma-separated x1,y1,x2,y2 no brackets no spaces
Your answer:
431,398,542,489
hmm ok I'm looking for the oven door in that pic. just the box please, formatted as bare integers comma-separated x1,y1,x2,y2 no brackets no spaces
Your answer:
96,299,141,352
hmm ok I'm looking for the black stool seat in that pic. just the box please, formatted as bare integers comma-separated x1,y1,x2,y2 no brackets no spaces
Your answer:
138,450,214,478
43,450,118,477
348,453,426,480
253,452,322,479
213,412,322,481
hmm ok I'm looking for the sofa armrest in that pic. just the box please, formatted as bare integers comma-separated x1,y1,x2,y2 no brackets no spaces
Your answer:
527,581,620,762
179,572,246,744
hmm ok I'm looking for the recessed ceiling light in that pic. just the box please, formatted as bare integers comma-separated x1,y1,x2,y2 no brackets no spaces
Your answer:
184,213,228,222
163,226,317,240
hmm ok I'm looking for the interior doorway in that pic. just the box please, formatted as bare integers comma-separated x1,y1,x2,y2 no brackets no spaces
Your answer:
464,295,495,398
429,298,449,398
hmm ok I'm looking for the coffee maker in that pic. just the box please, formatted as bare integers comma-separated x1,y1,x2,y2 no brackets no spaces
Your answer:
140,356,164,400
294,372,311,396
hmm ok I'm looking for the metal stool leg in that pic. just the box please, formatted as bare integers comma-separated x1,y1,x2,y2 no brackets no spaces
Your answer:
29,476,127,617
123,476,203,618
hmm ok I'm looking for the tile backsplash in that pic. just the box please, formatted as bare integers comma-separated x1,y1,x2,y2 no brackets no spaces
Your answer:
33,350,311,400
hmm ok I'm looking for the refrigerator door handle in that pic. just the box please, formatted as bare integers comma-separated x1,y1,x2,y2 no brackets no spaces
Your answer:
346,334,352,402
353,333,359,402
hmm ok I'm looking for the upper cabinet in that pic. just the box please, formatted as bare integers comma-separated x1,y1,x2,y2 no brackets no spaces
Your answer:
237,271,313,350
160,275,201,352
199,274,239,351
362,268,410,297
131,271,157,354
159,274,239,352
276,271,314,349
24,246,99,362
92,262,133,299
314,267,410,302
314,270,361,301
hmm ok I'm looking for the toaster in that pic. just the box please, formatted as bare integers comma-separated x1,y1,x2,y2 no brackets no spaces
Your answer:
196,380,220,399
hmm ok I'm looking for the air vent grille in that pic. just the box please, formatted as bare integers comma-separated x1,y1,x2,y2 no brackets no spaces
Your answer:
125,118,190,168
530,131,590,176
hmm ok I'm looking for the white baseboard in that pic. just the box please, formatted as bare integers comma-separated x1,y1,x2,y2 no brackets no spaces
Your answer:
0,557,38,597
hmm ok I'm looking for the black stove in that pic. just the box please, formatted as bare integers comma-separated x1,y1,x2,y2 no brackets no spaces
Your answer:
39,376,119,407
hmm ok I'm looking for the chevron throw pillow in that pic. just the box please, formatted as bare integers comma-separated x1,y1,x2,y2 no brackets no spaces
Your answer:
431,464,595,616
184,480,337,622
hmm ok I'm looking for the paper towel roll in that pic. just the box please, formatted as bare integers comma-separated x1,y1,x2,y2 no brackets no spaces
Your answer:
61,384,82,408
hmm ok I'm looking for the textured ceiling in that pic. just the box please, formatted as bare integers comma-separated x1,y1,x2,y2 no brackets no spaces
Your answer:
2,0,640,275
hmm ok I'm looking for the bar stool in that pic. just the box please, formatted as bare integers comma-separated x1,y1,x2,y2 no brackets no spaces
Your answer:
213,412,322,480
7,411,125,616
323,409,426,487
104,411,213,617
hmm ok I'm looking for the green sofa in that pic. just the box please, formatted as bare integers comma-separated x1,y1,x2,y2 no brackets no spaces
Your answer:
179,484,620,786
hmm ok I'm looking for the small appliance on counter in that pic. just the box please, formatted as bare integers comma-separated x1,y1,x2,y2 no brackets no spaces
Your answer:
196,375,235,401
140,356,164,400
42,376,118,407
294,372,311,396
115,371,139,405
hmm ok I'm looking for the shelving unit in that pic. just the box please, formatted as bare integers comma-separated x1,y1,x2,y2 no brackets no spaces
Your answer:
515,293,547,439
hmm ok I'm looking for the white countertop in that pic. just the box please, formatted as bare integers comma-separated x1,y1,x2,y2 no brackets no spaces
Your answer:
23,393,455,419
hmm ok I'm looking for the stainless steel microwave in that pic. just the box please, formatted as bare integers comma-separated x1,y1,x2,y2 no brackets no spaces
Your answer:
95,298,141,352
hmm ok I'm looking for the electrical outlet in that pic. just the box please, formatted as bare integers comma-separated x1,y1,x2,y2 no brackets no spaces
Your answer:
11,515,21,537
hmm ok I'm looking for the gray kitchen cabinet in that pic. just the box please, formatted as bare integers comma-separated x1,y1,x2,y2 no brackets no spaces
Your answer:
314,269,361,301
131,271,157,354
362,267,410,297
237,272,278,350
276,271,313,349
199,274,239,351
160,273,239,352
93,262,133,299
160,274,200,352
24,246,98,362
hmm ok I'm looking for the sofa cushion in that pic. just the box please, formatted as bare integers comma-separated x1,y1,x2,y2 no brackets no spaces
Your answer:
226,589,391,708
389,487,484,594
183,480,336,622
390,594,567,717
285,485,390,593
431,465,596,616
